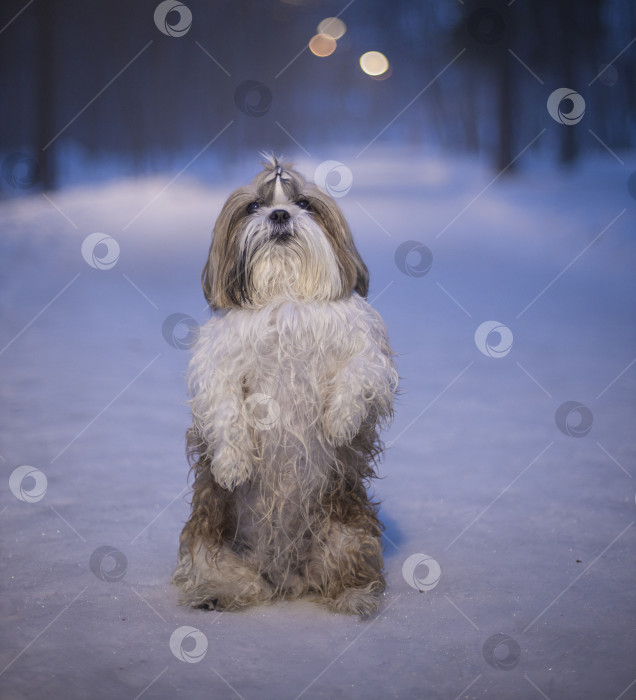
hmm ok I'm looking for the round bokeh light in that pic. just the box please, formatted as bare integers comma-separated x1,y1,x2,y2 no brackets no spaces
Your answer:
317,17,346,40
360,51,389,76
309,33,337,57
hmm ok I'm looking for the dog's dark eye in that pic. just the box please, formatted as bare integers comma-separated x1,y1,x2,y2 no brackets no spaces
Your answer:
296,199,311,210
246,201,260,214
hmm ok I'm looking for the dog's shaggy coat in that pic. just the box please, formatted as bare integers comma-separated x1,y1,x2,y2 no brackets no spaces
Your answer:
172,156,397,616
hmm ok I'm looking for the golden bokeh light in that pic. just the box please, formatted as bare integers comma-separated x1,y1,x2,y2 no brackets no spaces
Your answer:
317,17,346,40
309,33,337,57
359,51,389,76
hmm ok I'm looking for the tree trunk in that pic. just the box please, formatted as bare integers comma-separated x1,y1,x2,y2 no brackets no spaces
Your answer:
35,0,55,190
495,49,514,172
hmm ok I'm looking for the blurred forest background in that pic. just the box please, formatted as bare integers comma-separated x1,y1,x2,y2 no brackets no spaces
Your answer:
1,0,634,191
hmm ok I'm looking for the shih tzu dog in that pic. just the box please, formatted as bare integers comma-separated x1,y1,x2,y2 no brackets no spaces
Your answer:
172,155,398,616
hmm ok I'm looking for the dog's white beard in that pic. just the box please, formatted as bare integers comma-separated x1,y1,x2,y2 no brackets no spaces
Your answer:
241,217,343,306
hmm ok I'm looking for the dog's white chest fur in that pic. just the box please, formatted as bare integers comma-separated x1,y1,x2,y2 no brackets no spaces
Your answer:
188,294,394,495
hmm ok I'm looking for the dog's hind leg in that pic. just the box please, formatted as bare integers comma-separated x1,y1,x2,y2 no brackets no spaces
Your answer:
172,539,274,611
172,433,274,611
307,520,385,617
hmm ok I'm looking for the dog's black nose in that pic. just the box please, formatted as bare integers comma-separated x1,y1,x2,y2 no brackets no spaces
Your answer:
269,209,290,223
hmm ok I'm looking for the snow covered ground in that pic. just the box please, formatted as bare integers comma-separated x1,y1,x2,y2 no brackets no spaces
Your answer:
1,149,635,699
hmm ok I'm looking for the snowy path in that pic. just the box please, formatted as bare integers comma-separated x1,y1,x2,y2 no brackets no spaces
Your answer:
1,151,635,699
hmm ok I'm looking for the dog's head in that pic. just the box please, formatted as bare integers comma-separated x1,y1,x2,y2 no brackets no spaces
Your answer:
202,155,369,310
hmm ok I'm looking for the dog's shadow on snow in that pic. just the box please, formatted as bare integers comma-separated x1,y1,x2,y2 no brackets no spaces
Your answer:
379,508,405,558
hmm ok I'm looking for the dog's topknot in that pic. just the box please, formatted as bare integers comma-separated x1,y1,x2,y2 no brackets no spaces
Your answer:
256,152,298,187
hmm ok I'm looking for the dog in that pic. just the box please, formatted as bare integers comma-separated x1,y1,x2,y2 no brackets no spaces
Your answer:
172,155,398,616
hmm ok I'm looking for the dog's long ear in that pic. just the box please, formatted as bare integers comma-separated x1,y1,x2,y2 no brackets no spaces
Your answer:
352,248,370,298
201,239,216,309
304,185,370,299
202,187,255,310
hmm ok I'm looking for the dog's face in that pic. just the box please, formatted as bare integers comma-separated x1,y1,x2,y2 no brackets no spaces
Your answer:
202,156,369,309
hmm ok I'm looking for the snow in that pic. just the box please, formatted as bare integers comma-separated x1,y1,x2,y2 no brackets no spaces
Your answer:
1,149,635,699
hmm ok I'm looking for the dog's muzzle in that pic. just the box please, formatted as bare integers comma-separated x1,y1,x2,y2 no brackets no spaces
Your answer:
269,209,292,241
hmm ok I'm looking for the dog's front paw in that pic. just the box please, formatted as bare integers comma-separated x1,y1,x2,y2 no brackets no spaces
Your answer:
322,587,382,617
211,445,252,491
322,392,366,446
